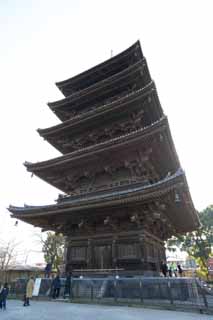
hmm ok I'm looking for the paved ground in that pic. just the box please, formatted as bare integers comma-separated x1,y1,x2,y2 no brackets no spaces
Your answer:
0,300,211,320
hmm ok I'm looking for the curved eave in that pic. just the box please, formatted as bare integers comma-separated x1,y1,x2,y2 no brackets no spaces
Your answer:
8,170,185,215
8,170,200,232
38,81,157,138
25,116,179,173
48,59,148,110
56,41,143,95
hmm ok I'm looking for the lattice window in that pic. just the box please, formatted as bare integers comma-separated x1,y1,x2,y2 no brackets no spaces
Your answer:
147,243,155,258
118,243,137,258
71,246,87,260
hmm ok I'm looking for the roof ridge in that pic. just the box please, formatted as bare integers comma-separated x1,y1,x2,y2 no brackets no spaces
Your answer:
56,40,142,88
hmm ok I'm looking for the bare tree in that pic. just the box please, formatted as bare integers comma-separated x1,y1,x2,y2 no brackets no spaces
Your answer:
0,239,20,282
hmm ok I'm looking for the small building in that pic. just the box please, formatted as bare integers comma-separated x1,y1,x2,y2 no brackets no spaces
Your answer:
0,264,45,283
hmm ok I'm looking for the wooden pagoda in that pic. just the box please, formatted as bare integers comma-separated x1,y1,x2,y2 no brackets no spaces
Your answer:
9,41,199,275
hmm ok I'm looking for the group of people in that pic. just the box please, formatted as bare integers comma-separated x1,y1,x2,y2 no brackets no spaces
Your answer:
160,261,183,277
23,272,72,303
0,271,72,311
45,263,71,299
0,278,35,311
51,273,72,299
0,263,185,310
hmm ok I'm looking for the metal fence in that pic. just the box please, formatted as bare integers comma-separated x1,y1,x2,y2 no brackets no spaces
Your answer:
8,277,213,313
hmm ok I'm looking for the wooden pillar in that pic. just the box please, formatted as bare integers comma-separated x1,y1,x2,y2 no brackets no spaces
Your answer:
139,234,149,271
64,236,70,272
112,237,118,268
87,238,92,268
156,243,161,272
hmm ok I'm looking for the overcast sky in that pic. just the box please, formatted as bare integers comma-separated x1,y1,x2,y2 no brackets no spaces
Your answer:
1,0,213,264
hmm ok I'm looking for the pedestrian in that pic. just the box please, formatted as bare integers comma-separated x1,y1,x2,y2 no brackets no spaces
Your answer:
23,277,34,306
52,274,61,299
49,274,55,298
177,264,183,277
168,263,172,277
63,272,72,299
160,261,168,277
171,262,177,277
0,283,9,310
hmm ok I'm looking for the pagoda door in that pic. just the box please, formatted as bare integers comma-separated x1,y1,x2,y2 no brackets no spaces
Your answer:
93,245,112,269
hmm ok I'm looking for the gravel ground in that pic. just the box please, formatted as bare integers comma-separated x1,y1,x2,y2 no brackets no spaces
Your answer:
0,300,212,320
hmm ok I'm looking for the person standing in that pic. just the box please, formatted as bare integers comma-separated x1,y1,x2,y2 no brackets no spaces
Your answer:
52,274,61,299
168,263,172,277
177,264,183,277
0,283,9,310
63,272,72,299
171,262,177,277
24,277,34,306
160,261,168,277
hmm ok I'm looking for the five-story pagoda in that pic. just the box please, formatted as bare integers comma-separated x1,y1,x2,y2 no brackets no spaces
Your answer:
9,41,199,275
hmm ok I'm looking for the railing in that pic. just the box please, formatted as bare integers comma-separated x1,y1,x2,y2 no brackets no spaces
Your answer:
8,277,213,313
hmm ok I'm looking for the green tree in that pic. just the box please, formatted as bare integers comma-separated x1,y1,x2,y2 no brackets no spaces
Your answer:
42,232,65,272
167,205,213,278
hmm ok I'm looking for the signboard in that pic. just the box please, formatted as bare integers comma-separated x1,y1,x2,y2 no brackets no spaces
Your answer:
32,278,41,296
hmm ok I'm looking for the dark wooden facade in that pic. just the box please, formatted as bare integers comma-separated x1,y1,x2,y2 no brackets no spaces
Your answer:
9,41,199,275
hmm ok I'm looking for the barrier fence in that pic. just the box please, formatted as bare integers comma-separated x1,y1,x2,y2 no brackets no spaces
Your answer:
7,277,213,313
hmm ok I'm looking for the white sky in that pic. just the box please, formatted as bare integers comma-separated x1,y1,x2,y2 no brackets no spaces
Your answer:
0,0,213,264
